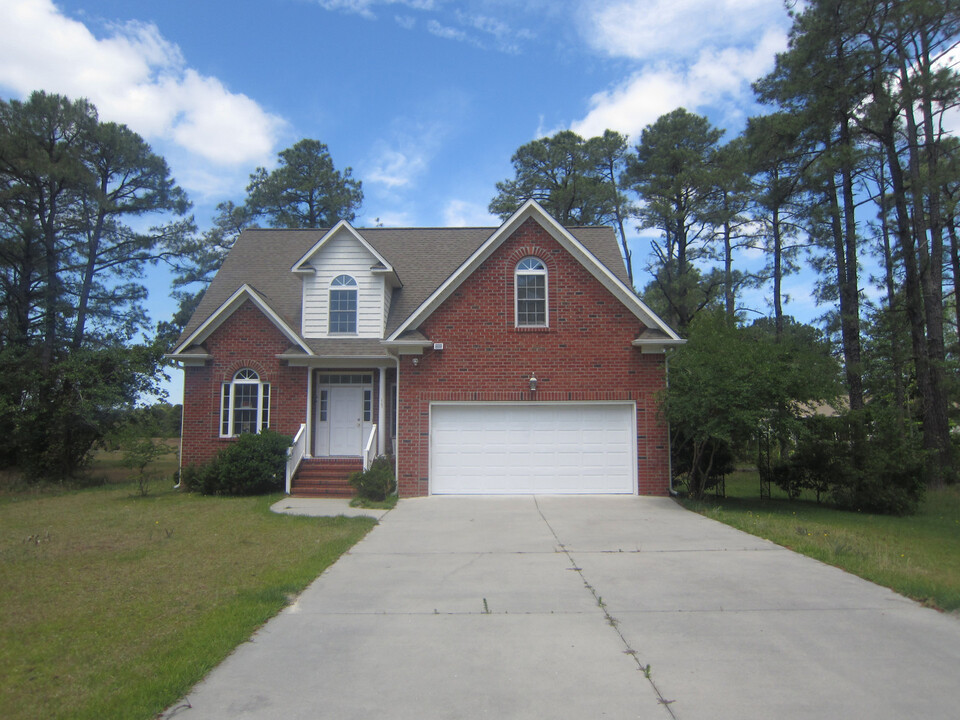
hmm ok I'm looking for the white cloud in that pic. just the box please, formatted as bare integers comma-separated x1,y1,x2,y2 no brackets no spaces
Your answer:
443,199,497,227
365,144,428,188
317,0,439,20
571,28,787,139
426,18,469,43
0,0,284,169
583,0,785,62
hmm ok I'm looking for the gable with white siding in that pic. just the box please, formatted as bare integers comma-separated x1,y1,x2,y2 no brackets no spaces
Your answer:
301,228,387,338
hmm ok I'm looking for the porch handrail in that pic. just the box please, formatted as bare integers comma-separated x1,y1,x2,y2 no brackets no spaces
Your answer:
363,424,378,471
285,423,307,494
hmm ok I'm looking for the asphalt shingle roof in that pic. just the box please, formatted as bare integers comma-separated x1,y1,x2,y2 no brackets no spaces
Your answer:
176,224,629,349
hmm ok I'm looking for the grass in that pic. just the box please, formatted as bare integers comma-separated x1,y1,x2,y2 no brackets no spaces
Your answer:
349,494,398,510
682,469,960,612
0,449,376,720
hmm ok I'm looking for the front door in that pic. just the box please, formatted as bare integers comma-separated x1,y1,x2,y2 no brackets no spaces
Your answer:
329,386,363,455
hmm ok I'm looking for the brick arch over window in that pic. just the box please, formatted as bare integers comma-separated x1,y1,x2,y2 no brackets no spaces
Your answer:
505,244,555,272
220,359,271,385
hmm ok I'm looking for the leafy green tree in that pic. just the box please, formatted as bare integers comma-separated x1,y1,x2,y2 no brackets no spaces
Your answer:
246,138,362,228
664,311,840,499
0,91,190,478
624,108,725,330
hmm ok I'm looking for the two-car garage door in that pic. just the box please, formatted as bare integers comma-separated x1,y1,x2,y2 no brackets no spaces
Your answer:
430,403,636,494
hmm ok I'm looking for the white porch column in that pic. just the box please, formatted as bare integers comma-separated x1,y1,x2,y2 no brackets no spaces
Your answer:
305,368,313,458
377,365,386,456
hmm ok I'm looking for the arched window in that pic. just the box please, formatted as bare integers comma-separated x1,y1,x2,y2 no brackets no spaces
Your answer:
329,274,358,334
515,257,548,327
221,368,270,437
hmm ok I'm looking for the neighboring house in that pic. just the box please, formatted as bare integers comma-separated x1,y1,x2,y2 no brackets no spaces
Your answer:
168,200,684,497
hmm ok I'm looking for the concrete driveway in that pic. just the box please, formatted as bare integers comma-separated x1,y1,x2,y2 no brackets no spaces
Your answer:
163,496,960,719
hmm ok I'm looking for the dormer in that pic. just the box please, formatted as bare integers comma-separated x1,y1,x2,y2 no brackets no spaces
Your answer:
291,221,401,339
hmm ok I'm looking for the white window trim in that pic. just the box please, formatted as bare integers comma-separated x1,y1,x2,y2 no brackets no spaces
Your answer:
329,274,359,335
514,257,548,328
220,369,270,437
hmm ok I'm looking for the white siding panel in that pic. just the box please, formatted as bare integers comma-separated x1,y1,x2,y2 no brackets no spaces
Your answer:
302,231,386,338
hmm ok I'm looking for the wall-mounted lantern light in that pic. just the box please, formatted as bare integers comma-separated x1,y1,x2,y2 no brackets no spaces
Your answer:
529,372,537,392
412,356,419,366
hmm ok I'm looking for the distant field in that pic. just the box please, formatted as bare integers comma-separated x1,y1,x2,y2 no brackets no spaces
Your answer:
683,469,960,612
0,447,375,720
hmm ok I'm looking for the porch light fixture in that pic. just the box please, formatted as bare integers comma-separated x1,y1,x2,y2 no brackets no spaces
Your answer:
412,357,419,366
529,372,537,392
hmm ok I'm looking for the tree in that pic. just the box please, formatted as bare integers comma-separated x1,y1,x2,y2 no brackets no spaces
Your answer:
246,139,362,228
489,130,636,283
624,108,725,330
743,113,810,339
664,311,841,499
0,91,190,478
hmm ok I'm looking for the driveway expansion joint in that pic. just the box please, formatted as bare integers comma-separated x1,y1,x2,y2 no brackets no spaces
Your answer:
533,496,680,719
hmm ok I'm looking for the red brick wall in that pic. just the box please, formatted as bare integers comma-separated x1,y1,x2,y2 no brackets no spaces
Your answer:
395,218,670,497
180,300,308,468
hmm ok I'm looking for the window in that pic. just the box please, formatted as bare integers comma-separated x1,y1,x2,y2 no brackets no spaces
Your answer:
329,274,358,334
221,369,270,437
515,257,547,327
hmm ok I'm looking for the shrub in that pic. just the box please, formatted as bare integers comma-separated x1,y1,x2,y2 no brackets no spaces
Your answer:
181,430,292,496
785,411,926,516
348,456,396,501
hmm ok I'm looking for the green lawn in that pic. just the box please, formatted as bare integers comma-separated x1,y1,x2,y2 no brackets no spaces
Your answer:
682,469,960,612
0,466,375,720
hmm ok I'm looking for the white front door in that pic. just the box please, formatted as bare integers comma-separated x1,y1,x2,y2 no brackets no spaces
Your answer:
329,386,363,455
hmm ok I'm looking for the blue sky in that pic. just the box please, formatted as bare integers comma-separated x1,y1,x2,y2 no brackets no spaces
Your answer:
0,0,807,400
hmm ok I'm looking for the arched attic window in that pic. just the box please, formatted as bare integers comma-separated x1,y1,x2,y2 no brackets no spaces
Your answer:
329,274,358,334
515,257,548,327
220,368,270,437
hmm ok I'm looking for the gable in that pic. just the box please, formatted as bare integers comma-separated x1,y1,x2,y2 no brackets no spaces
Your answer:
299,228,387,339
170,284,310,359
386,200,682,344
419,221,646,342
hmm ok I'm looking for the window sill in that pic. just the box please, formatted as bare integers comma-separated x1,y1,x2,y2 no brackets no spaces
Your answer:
515,326,550,332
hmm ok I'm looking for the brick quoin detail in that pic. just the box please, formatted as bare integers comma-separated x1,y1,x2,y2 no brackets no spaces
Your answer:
181,300,308,468
396,218,670,497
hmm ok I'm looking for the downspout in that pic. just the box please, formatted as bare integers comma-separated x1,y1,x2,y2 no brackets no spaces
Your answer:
390,352,400,495
174,360,184,489
665,348,678,497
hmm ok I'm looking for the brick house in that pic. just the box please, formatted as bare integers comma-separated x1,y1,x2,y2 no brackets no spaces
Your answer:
168,200,683,497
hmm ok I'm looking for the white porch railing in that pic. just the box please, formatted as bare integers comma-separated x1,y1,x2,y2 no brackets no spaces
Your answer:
285,424,307,494
363,424,378,471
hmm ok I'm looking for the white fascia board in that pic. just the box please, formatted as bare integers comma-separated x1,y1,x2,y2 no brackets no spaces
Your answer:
170,284,313,356
632,338,687,353
387,199,682,342
290,220,395,274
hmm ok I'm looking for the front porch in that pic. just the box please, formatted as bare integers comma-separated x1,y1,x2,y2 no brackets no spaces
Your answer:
284,364,397,496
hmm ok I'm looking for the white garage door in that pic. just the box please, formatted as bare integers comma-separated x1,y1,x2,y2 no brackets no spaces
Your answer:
430,403,636,494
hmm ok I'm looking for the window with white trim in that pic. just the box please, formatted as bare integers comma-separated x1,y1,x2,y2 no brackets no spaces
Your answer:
221,368,270,437
329,274,358,334
515,257,547,327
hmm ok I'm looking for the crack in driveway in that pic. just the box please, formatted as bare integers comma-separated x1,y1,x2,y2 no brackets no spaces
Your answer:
534,496,680,719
